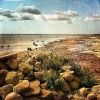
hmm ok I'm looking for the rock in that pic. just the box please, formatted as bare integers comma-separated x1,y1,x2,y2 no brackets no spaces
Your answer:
26,57,36,65
87,93,97,100
79,87,88,96
13,80,30,93
0,62,6,69
41,83,48,89
69,81,79,90
18,63,33,74
73,75,81,83
24,77,30,81
0,84,13,99
5,92,23,100
47,69,56,74
5,71,19,85
22,80,41,96
35,62,42,69
52,91,62,100
62,71,74,82
73,94,84,100
97,94,100,100
41,89,54,100
23,96,38,100
34,71,45,82
62,65,72,71
7,60,18,70
60,78,71,92
92,85,100,94
56,90,64,96
0,69,8,86
17,72,25,80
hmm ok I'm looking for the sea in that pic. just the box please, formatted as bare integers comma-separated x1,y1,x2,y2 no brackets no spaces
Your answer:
0,34,72,56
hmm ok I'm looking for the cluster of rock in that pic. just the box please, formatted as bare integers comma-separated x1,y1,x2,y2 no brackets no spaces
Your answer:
0,54,100,100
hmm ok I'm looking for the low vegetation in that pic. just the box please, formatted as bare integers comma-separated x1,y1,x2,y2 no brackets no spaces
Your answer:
37,53,97,89
68,60,97,88
44,72,62,91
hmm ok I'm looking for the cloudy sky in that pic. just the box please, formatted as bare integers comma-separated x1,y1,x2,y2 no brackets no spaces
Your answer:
0,0,100,34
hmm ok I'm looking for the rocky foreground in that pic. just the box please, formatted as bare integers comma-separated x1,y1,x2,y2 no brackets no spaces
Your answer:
0,52,100,100
0,35,100,100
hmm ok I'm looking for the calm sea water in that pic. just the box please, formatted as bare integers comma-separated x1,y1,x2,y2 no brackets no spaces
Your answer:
0,34,79,56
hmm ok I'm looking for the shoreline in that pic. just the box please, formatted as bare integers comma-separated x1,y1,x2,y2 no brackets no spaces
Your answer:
0,34,100,77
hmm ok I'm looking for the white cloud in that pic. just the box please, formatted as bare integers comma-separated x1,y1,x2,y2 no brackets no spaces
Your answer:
0,5,78,23
84,14,100,22
40,10,78,24
54,10,78,17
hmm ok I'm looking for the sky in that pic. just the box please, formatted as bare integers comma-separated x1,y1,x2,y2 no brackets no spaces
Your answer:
0,0,100,34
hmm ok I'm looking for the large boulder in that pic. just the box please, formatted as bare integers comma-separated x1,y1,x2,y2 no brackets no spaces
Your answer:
34,71,45,82
5,71,19,85
69,81,80,90
0,84,13,99
22,80,41,96
41,89,54,100
13,80,30,93
0,69,8,86
60,78,71,92
92,85,100,94
5,92,23,100
7,60,18,70
62,71,74,82
18,63,33,74
79,87,88,96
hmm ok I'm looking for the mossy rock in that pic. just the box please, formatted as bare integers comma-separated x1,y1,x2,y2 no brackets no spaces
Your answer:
69,81,80,90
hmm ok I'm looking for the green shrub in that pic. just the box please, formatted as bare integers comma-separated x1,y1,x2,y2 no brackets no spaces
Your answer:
42,54,67,71
80,68,97,88
36,54,97,88
44,72,62,91
35,53,48,62
68,60,97,88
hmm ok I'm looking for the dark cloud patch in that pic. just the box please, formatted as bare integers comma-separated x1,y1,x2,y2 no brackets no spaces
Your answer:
0,8,13,15
20,14,34,20
16,5,41,15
